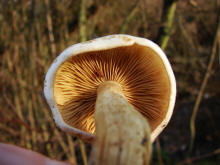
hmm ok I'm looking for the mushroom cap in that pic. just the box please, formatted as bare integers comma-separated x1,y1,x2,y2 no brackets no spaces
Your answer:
44,34,176,141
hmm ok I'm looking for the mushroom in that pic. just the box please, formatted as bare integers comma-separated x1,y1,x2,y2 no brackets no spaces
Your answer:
44,34,176,164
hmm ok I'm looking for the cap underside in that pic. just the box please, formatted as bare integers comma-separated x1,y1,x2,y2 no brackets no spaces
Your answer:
53,44,171,134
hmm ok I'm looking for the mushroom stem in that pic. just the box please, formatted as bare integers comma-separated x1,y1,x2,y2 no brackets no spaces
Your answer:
89,81,152,165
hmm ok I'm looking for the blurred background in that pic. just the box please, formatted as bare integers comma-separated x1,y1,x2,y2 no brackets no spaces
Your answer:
0,0,219,164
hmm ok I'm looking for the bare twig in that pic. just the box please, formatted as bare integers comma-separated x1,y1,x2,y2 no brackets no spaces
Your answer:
79,139,87,165
155,0,177,50
178,148,220,165
0,123,20,137
45,0,57,57
67,134,77,165
156,138,164,165
119,0,139,34
188,5,220,155
3,93,21,118
79,0,87,42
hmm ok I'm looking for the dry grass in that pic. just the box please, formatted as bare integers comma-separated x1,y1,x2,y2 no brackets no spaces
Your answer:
0,0,219,164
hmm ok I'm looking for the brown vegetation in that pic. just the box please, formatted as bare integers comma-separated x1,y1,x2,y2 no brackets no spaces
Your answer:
0,0,219,164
